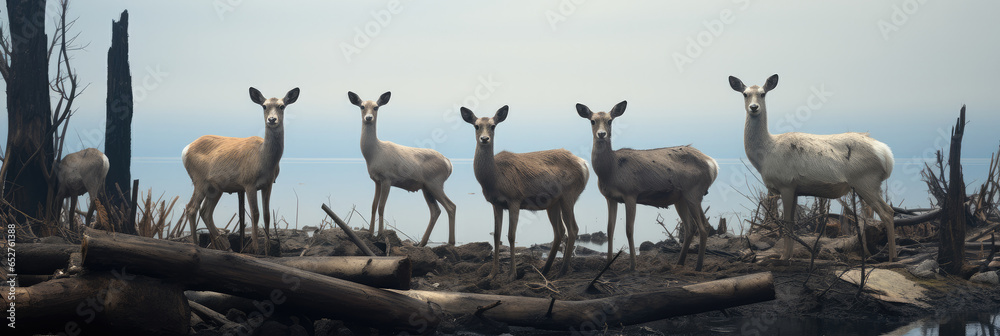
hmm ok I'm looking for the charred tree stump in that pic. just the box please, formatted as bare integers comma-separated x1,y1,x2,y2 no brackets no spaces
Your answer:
390,272,775,330
104,10,136,234
80,228,436,332
938,106,968,275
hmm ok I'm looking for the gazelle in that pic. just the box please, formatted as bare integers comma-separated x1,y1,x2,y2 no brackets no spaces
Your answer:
461,105,589,280
347,91,457,246
577,101,718,271
56,147,110,229
729,74,897,260
182,87,299,252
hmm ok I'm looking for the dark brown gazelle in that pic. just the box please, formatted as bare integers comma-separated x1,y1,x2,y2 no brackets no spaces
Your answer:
462,105,589,280
183,87,299,252
730,74,897,260
348,91,457,246
577,101,718,271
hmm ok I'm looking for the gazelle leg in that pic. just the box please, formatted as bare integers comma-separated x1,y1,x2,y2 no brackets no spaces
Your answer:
507,202,521,281
542,207,563,275
779,189,798,260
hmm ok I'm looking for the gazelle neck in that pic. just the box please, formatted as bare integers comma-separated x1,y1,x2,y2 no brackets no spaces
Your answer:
360,122,380,159
262,126,284,169
591,138,615,177
744,109,774,169
473,142,498,190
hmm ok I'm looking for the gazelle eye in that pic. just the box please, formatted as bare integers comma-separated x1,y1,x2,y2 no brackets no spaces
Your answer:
279,105,285,109
490,125,496,130
742,93,748,98
760,93,766,98
590,120,595,125
474,125,480,130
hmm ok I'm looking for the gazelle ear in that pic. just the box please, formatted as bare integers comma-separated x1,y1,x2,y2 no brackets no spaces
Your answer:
763,74,779,92
460,107,477,124
728,76,746,92
283,88,300,105
494,105,509,124
377,91,391,106
610,100,627,118
347,91,362,106
250,87,266,105
576,103,592,119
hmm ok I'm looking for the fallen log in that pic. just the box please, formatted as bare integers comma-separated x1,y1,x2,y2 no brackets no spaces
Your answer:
3,272,189,335
17,243,78,274
81,228,437,332
16,243,411,289
264,256,411,290
389,272,774,331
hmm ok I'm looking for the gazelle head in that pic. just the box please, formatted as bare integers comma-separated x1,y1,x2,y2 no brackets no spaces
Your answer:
347,91,391,125
576,101,627,142
729,74,778,117
249,87,300,129
461,105,508,146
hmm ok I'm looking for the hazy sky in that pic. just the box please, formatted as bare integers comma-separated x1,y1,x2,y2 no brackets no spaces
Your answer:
2,1,998,246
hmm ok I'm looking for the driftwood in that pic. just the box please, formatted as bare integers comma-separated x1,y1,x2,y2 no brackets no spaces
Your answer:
390,272,775,330
80,228,437,332
321,203,376,256
3,272,189,335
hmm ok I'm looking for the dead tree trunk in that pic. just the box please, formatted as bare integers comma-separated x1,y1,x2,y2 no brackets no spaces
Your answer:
938,106,967,275
80,228,436,332
2,0,55,235
104,10,135,234
389,272,775,331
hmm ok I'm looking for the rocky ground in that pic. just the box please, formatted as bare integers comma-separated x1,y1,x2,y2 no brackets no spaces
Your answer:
188,227,1000,335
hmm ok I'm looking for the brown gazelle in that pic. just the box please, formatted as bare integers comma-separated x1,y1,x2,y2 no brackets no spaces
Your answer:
182,87,299,252
56,147,110,229
577,101,718,271
729,74,897,260
462,105,589,280
348,91,457,246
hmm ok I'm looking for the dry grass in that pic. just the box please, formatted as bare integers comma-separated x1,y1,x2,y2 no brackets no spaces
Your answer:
136,189,179,239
